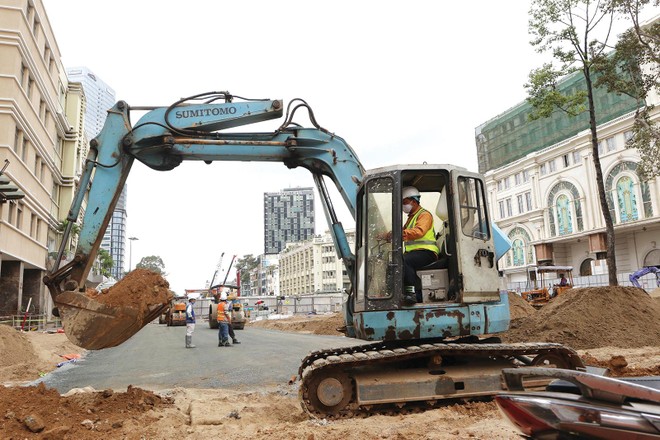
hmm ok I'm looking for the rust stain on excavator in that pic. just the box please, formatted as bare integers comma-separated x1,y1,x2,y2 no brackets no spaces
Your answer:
424,309,466,321
357,317,375,338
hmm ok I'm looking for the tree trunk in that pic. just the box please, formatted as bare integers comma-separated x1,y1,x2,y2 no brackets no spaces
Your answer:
585,66,618,286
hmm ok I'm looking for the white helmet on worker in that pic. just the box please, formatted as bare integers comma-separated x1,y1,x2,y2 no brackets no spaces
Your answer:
220,292,227,301
402,186,421,202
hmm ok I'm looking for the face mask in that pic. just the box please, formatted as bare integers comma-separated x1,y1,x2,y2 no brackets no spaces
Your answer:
402,203,413,214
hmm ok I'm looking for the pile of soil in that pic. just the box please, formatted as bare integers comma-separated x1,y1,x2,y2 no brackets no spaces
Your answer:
0,383,172,439
0,325,40,384
0,326,85,384
503,286,660,349
250,313,345,335
87,269,172,314
507,291,537,320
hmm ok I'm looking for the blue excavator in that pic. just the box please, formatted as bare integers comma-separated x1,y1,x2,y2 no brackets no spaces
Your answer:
44,92,583,417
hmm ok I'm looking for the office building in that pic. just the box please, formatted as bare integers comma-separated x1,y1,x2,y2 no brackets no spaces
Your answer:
65,67,115,140
66,67,126,278
279,230,355,295
0,0,86,317
264,187,315,254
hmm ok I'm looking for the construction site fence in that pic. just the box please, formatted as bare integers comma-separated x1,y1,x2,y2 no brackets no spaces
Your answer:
190,293,344,321
0,314,62,331
506,270,659,294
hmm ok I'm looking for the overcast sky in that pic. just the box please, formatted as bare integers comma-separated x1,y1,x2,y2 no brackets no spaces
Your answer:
42,1,566,294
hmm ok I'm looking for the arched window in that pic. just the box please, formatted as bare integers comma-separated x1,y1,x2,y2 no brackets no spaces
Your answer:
547,182,583,237
512,239,525,266
556,194,573,235
606,162,653,223
644,249,660,267
616,175,639,223
506,226,534,268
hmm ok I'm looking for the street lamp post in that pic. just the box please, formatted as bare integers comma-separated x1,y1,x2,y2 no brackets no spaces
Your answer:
128,236,139,272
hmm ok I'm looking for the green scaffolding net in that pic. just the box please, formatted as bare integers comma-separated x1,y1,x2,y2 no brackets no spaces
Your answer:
475,72,641,174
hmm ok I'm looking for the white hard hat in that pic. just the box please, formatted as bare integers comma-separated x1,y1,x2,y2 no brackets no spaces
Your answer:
220,292,227,301
402,186,420,200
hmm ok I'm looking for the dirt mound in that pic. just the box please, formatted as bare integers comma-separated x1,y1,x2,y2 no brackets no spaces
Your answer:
250,313,345,335
507,291,537,320
87,269,172,314
0,325,41,384
503,286,660,349
0,383,171,439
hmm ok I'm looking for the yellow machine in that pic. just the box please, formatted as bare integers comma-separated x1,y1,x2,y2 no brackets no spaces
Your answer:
521,265,574,307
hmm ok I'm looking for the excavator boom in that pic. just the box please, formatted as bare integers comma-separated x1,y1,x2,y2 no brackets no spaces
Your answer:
45,93,363,349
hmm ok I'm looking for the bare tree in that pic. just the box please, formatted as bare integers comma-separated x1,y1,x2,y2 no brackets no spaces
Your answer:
527,0,620,285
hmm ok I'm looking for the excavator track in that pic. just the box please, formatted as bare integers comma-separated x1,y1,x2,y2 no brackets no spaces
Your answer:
298,340,584,418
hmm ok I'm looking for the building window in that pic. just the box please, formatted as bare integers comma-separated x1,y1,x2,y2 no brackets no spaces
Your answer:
514,173,522,186
624,130,634,143
556,194,573,235
606,137,616,152
506,226,533,268
572,151,580,164
548,159,556,173
27,77,34,100
30,214,37,238
525,192,532,211
497,180,503,191
563,154,570,168
517,194,524,214
506,198,512,217
34,155,41,177
504,177,510,189
22,137,28,162
21,64,29,89
498,200,505,219
512,239,525,266
14,129,22,154
540,163,547,175
16,203,23,229
523,170,530,183
547,182,584,236
616,175,639,223
605,162,654,222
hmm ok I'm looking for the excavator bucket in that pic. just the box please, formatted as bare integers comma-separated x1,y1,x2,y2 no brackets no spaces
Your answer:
55,291,170,350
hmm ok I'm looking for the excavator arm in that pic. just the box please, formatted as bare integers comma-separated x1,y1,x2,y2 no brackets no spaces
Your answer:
45,92,364,349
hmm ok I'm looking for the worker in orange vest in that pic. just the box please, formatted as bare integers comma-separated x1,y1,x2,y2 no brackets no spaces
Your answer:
217,292,231,347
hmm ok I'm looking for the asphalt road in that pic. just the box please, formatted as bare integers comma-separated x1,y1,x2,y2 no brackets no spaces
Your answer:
36,322,363,393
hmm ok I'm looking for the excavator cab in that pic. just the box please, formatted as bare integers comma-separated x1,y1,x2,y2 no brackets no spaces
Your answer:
350,165,507,341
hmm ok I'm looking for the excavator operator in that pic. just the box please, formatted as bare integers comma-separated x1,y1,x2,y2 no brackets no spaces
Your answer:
401,186,440,305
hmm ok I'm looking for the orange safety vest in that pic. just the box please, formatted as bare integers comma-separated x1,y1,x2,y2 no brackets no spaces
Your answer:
217,302,230,322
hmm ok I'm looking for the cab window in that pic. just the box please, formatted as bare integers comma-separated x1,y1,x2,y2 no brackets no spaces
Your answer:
458,176,490,240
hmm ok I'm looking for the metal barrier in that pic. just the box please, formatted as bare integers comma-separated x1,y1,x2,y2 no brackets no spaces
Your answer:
506,270,660,293
2,314,62,331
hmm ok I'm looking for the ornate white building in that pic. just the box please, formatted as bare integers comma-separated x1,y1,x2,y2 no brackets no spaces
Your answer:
477,70,660,289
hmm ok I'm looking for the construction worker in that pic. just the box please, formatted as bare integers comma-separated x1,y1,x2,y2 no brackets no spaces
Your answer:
400,186,439,305
226,293,241,344
185,297,196,348
217,292,231,347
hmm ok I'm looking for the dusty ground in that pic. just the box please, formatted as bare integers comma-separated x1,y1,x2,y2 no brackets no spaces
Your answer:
2,286,660,439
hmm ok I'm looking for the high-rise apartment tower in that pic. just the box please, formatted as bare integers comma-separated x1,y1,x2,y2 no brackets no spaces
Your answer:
264,187,315,254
